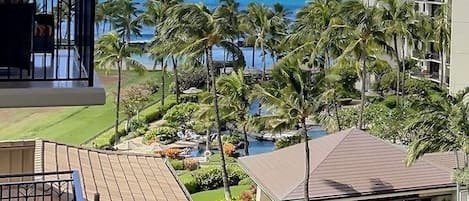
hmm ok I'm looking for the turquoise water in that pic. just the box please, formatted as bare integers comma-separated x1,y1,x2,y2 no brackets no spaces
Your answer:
121,0,307,69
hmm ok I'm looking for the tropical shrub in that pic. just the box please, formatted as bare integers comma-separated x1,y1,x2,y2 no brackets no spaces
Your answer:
142,79,160,94
183,158,200,171
227,165,248,185
382,95,397,109
222,134,243,145
169,159,184,170
275,135,303,149
140,95,177,123
238,177,253,185
404,78,440,96
193,166,223,191
144,126,178,144
163,103,199,129
223,143,236,157
156,149,181,159
179,172,199,194
239,191,253,201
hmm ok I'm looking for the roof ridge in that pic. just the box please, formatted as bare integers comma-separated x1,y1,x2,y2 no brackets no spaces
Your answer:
38,139,165,159
281,129,355,200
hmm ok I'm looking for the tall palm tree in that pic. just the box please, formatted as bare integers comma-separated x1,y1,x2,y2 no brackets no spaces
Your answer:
217,70,252,156
95,32,145,146
112,0,142,43
240,3,276,79
378,0,415,105
144,0,183,105
255,61,320,201
171,4,245,200
433,4,450,87
334,0,390,129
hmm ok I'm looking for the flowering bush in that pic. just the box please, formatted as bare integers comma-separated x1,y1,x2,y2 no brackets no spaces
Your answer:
223,143,236,157
239,191,253,201
183,158,199,171
155,148,181,159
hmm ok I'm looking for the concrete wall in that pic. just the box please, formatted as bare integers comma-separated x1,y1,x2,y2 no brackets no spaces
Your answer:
450,0,469,94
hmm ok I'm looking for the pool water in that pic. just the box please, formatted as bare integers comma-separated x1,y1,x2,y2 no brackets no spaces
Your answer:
190,126,327,157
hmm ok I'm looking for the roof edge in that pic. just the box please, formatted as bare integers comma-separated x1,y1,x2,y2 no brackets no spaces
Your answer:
238,159,282,201
164,159,193,201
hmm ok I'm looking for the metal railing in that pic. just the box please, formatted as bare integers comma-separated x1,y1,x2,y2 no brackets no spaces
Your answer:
0,0,95,86
0,170,84,201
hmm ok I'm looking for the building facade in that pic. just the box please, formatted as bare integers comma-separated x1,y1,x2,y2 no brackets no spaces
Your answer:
449,0,469,94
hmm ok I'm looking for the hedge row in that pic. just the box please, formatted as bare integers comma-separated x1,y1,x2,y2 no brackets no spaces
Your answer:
180,165,248,194
93,95,177,149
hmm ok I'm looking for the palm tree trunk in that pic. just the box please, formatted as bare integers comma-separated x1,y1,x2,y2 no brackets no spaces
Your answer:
252,46,256,68
161,58,166,106
439,49,445,87
208,45,232,201
401,37,407,105
243,123,249,156
172,56,180,104
301,118,310,201
206,129,211,157
261,43,266,81
205,48,211,91
114,60,123,146
393,35,400,106
358,54,367,130
333,91,341,131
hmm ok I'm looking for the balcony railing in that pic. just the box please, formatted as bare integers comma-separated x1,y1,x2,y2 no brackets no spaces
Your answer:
0,170,84,201
0,0,95,86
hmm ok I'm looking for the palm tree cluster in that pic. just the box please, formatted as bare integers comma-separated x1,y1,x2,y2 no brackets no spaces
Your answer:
93,0,452,200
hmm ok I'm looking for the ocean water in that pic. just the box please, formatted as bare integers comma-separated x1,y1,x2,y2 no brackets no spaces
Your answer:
121,0,307,69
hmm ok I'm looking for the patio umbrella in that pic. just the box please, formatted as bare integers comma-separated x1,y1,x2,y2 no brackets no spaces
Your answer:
183,87,203,94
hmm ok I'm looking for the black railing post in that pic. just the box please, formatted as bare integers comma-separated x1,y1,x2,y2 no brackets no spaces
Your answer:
87,0,95,87
94,192,100,201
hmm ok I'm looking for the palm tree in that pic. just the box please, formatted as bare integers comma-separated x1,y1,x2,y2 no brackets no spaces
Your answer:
217,70,252,156
95,32,145,146
112,0,142,43
255,61,320,201
433,4,450,87
333,0,390,129
240,3,276,79
171,4,246,200
144,0,183,105
378,0,415,105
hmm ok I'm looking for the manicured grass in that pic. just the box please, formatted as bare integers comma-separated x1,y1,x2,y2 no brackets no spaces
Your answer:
0,70,173,144
191,185,251,201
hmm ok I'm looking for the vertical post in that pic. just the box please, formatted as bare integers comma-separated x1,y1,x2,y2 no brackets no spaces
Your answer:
87,0,95,86
72,171,84,201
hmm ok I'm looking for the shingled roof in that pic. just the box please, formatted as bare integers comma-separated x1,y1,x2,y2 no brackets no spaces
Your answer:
239,128,454,201
17,140,191,201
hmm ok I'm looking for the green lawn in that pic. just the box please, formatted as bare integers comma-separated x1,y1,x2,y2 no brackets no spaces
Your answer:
191,185,251,201
0,70,172,144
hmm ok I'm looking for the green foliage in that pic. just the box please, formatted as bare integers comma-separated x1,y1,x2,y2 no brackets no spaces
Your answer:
169,159,184,170
382,95,397,109
175,66,208,92
238,177,253,186
143,79,160,94
453,168,469,185
144,126,178,144
209,154,237,163
191,165,248,191
222,134,243,145
163,103,199,129
191,185,251,201
404,78,440,96
140,96,177,123
328,65,360,99
275,135,304,149
179,172,199,194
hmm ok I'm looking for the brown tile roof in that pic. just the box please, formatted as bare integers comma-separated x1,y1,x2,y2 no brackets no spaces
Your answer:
423,151,465,171
34,140,191,201
239,128,454,201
